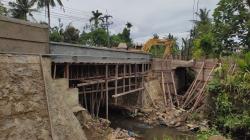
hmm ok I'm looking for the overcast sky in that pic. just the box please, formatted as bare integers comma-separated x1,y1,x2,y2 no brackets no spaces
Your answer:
3,0,220,43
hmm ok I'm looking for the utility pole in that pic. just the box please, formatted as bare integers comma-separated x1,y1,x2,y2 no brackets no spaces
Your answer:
102,13,113,48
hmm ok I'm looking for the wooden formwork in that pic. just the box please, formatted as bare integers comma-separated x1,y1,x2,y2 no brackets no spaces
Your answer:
51,62,150,119
152,58,218,111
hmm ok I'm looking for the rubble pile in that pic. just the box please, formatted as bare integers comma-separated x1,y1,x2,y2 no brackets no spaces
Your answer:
137,106,209,132
109,128,136,140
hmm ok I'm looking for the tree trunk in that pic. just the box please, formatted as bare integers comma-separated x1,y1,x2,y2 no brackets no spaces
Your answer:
47,4,50,27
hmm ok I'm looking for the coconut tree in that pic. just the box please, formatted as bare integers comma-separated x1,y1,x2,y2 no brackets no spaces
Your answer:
8,0,37,20
35,0,63,26
89,10,103,29
194,8,210,25
126,22,132,29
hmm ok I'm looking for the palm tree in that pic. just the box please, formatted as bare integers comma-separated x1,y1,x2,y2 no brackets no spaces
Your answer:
126,22,132,29
194,8,210,25
8,0,37,20
36,0,63,26
89,10,103,29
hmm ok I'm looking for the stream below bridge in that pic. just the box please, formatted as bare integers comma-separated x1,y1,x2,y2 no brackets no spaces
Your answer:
109,110,196,140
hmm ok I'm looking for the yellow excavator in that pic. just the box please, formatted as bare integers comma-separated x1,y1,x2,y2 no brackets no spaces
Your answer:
142,38,174,58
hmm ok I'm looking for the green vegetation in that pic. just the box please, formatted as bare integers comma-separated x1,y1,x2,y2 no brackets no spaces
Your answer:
204,53,250,139
35,0,63,26
213,0,250,53
190,2,250,139
183,0,250,59
197,128,220,140
192,9,215,59
49,10,133,47
8,0,37,20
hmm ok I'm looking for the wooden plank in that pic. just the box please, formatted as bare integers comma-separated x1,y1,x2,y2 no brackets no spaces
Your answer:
115,64,118,104
171,71,179,107
190,65,216,112
39,55,55,140
144,84,156,107
129,64,131,90
166,83,173,107
123,64,126,93
83,87,88,110
141,63,145,106
112,88,144,98
105,64,109,120
135,64,138,89
182,62,205,108
77,76,134,87
77,79,105,86
79,84,137,94
66,63,69,78
161,72,167,106
53,63,56,79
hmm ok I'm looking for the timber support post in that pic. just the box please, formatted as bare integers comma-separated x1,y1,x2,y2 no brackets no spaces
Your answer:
105,64,109,120
115,64,118,104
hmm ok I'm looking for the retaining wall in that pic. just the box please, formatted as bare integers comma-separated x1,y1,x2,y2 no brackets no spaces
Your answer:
0,16,49,54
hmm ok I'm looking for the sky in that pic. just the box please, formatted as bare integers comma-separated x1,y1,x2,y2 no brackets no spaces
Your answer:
2,0,220,44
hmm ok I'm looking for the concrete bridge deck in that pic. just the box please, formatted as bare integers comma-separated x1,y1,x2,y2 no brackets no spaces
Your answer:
50,42,151,64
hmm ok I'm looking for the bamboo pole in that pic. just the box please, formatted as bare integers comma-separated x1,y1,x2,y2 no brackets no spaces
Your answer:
141,63,145,107
39,55,55,140
105,64,109,120
112,88,144,98
166,83,173,107
115,64,118,104
144,84,156,108
183,81,202,108
182,62,205,108
190,65,216,112
66,63,69,79
83,87,88,110
171,71,179,107
91,85,94,117
79,84,137,94
96,83,103,118
123,64,126,93
129,64,131,91
135,64,138,89
53,63,56,79
161,72,167,106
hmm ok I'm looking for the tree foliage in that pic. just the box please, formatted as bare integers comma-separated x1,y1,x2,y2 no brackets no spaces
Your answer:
213,0,250,53
63,24,80,44
35,0,63,25
192,8,215,59
207,53,250,139
89,10,104,29
8,0,37,20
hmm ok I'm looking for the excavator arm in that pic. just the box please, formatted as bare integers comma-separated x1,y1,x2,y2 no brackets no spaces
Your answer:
142,38,174,58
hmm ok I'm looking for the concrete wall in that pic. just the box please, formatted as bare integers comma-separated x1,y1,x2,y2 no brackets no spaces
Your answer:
0,54,52,140
0,16,49,54
50,42,151,64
